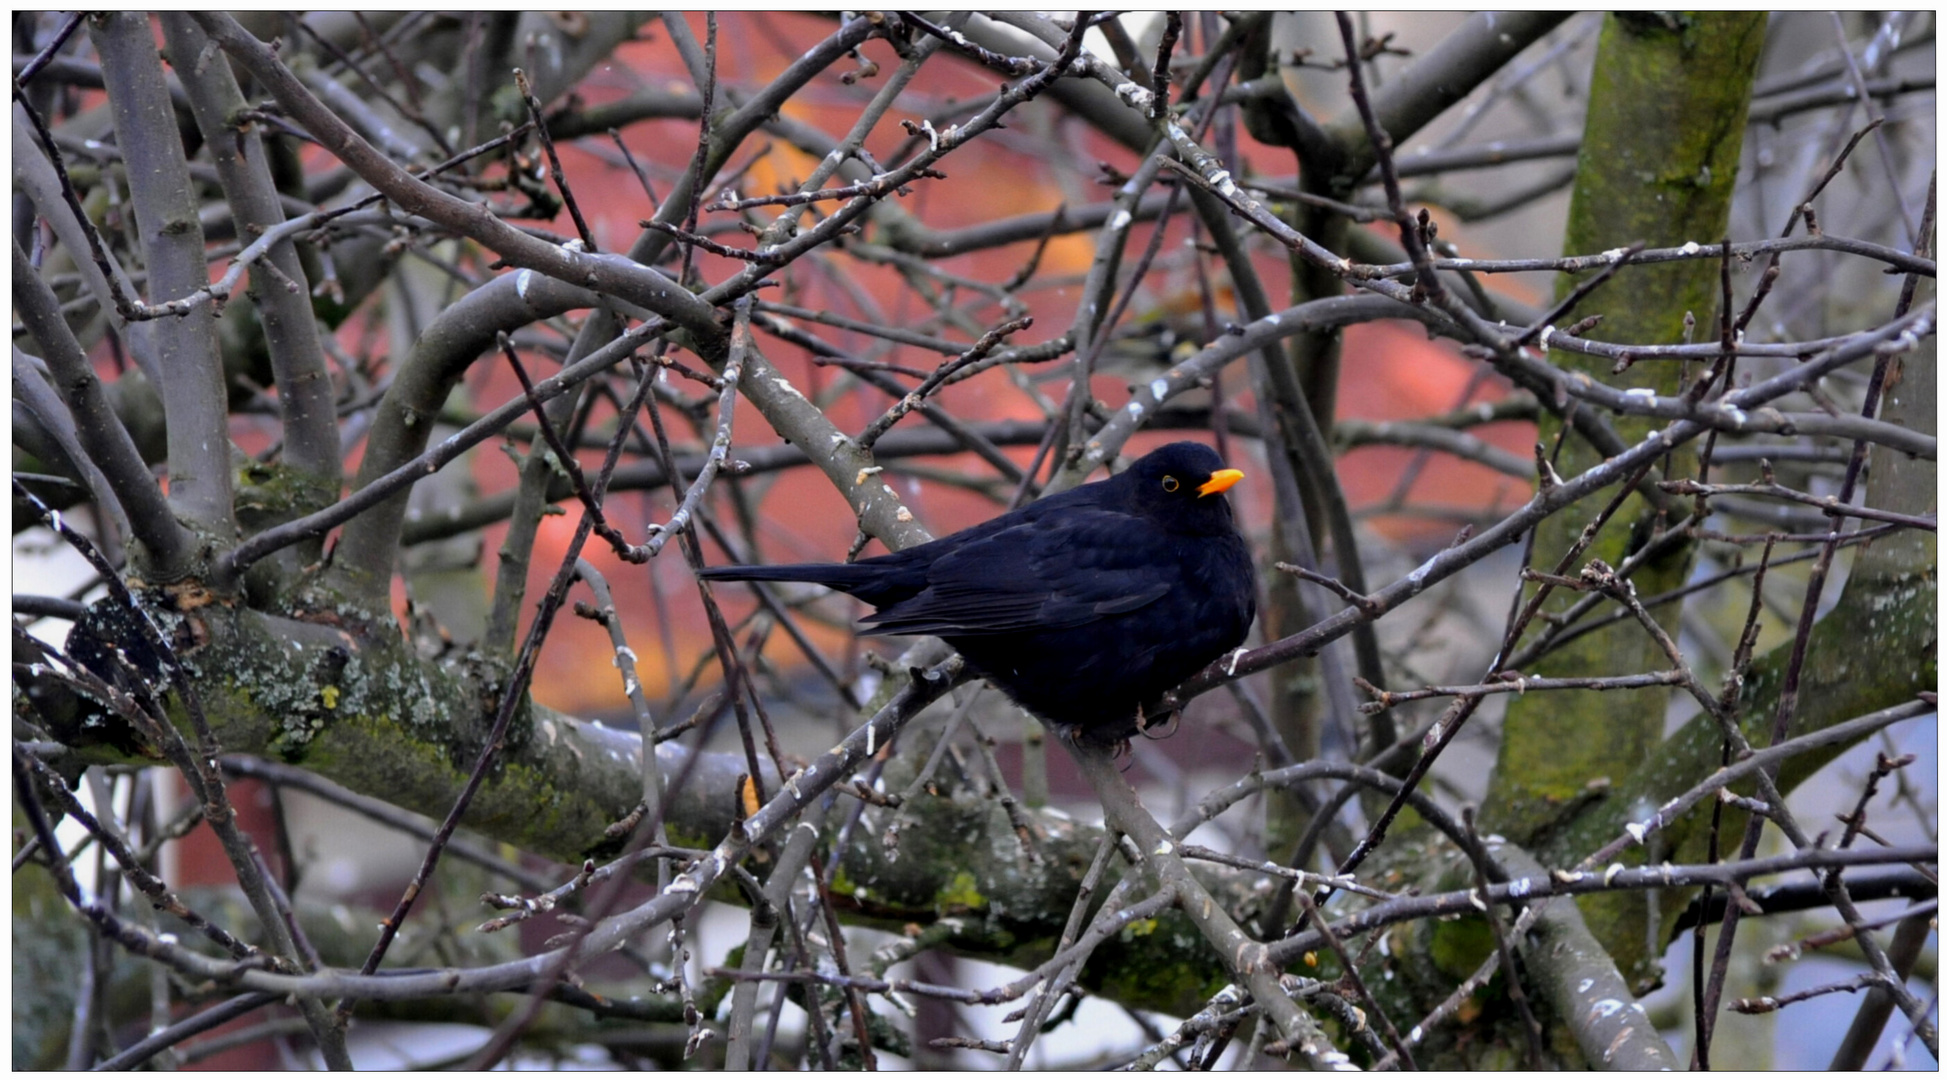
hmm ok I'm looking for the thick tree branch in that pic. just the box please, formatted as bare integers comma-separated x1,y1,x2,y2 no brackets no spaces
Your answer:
90,13,237,552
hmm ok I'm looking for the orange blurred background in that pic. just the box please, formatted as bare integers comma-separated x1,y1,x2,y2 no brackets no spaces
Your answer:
338,14,1540,717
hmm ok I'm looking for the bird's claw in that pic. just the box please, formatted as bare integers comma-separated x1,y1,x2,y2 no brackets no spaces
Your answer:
1133,702,1181,741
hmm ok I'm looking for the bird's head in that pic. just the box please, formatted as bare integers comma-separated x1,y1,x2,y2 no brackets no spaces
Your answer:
1121,442,1245,534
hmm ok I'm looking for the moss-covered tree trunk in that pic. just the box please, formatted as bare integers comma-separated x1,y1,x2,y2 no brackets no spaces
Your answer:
1546,300,1937,963
1483,13,1767,978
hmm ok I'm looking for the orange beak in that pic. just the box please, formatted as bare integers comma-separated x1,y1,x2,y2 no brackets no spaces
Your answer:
1198,468,1244,497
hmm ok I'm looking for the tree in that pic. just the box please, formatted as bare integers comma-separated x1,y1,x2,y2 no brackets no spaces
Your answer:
12,11,1935,1069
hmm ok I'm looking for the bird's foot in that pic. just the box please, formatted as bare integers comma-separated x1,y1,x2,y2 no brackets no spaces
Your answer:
1055,721,1133,758
1133,702,1181,741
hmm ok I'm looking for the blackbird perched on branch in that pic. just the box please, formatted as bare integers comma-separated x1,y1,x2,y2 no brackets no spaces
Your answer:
700,441,1257,745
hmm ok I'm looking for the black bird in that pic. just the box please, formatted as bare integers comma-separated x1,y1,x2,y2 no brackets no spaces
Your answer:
700,442,1256,745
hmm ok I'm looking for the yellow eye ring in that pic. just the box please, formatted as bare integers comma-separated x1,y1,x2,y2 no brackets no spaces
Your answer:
1161,476,1180,492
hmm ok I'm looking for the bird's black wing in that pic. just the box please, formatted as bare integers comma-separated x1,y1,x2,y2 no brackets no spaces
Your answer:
860,510,1176,636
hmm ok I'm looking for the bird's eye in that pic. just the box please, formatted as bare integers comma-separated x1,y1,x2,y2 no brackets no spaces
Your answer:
1161,476,1180,492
